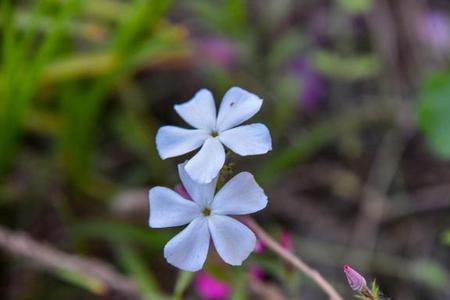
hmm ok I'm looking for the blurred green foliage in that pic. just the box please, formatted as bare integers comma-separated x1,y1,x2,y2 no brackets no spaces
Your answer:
417,71,450,158
411,260,450,290
442,230,450,246
117,245,168,300
0,0,186,297
172,271,194,300
0,0,449,299
0,0,184,188
337,0,372,14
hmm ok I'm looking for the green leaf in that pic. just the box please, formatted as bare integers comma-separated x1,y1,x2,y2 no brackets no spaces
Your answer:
442,230,450,246
189,0,246,36
56,268,106,295
336,0,372,14
0,0,79,174
370,280,380,300
71,220,169,250
313,51,379,81
411,260,450,289
417,71,450,158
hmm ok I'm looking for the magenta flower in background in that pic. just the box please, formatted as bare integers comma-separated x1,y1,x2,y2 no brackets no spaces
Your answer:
419,10,450,56
279,230,293,252
343,264,367,292
248,265,265,281
254,239,265,253
194,271,231,300
254,230,292,254
288,58,324,112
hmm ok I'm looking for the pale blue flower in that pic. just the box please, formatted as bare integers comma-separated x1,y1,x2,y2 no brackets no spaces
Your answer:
156,87,272,184
148,163,268,271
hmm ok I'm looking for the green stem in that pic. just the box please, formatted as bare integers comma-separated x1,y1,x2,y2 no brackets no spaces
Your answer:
172,271,194,300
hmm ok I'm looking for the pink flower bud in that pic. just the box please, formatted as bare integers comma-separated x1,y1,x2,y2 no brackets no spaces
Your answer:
194,271,231,300
343,265,367,291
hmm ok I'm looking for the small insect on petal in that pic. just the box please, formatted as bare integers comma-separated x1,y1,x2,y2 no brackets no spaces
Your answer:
343,264,367,291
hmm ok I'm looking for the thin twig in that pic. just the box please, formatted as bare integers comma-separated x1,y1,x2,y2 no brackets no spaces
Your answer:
243,217,344,300
349,131,405,267
0,225,141,299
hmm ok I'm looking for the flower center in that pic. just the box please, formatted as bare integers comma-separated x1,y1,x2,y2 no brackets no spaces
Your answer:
210,131,219,137
202,208,211,216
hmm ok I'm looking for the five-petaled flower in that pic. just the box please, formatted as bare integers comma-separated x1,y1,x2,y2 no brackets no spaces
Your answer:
148,162,268,271
156,87,272,184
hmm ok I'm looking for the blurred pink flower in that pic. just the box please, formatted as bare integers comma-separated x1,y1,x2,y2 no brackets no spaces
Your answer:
254,230,293,254
194,271,231,300
343,265,367,291
198,37,236,68
254,239,265,253
288,58,324,112
174,184,192,200
248,265,265,281
279,230,293,252
419,10,450,56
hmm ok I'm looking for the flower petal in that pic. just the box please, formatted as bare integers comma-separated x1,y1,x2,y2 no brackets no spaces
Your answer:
211,172,267,215
164,217,210,271
219,123,272,156
216,87,263,131
174,89,217,130
208,215,256,265
178,162,217,208
149,187,202,228
156,126,208,159
185,137,225,184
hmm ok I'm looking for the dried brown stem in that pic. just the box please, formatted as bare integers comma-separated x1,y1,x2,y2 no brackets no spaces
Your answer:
0,225,140,299
243,217,344,300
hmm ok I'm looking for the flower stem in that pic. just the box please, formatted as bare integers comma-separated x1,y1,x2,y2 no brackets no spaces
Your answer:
243,217,344,300
172,271,194,300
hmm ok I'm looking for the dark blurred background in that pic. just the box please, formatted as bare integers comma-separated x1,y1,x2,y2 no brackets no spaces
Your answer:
0,0,449,299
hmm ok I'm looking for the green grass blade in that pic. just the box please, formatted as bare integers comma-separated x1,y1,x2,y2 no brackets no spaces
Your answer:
117,245,168,300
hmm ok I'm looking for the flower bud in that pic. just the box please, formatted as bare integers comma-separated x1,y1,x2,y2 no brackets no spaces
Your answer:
343,265,367,291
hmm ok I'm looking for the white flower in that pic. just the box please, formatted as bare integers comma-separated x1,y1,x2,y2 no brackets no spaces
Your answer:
148,163,268,272
156,87,272,184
